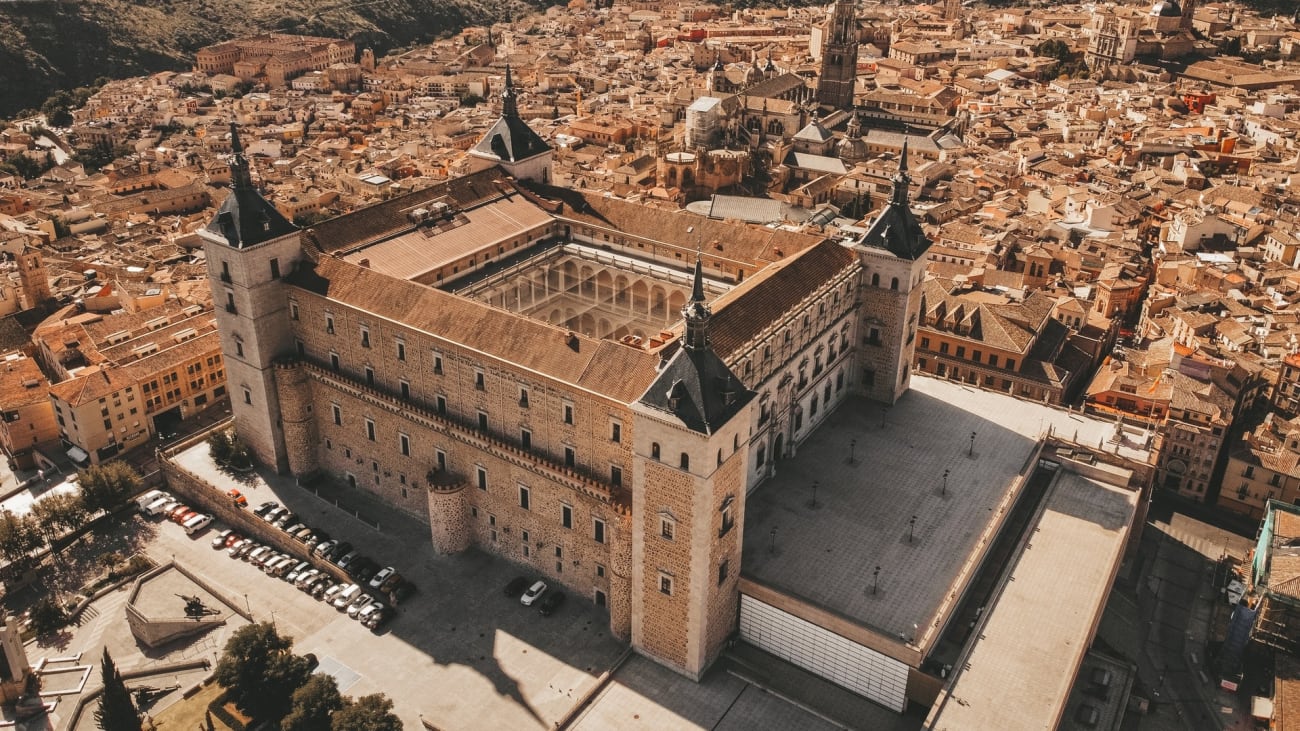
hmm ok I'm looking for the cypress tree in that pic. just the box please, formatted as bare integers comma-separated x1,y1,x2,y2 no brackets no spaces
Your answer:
94,649,142,731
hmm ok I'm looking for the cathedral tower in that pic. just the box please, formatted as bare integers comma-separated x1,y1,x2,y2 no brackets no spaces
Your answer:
817,0,859,110
852,142,931,404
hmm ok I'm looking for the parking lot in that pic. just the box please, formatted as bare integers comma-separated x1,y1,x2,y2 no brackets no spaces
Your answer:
140,441,629,730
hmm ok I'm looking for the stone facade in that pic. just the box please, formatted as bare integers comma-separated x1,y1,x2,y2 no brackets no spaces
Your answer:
855,247,926,404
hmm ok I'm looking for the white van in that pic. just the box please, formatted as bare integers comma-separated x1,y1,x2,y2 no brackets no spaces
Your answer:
142,497,172,516
332,583,361,610
135,490,166,511
183,514,213,535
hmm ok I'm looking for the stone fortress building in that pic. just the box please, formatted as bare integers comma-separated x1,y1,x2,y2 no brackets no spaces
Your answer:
196,67,1150,719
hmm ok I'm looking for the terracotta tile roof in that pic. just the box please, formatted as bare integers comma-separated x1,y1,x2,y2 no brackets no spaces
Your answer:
708,240,859,361
49,366,132,406
1277,655,1300,731
288,255,660,404
0,357,50,409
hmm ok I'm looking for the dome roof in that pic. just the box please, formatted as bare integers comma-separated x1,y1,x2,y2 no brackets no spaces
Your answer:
1151,0,1181,17
837,135,868,160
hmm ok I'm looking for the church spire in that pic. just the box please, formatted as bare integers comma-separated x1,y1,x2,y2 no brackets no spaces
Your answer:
682,254,711,351
229,122,253,191
501,64,518,119
891,139,911,207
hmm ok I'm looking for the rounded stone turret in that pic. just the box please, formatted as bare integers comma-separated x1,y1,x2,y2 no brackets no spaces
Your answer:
426,474,471,554
274,360,319,476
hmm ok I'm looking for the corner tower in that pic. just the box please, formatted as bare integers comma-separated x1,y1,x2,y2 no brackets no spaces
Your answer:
197,123,301,472
817,0,859,110
630,257,756,679
852,142,931,404
467,65,553,184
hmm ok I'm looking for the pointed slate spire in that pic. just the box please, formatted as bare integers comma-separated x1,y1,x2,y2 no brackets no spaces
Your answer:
501,64,518,119
891,138,911,207
682,254,711,351
229,122,253,191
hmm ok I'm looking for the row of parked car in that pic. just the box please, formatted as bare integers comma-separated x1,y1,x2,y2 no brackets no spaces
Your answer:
137,490,214,535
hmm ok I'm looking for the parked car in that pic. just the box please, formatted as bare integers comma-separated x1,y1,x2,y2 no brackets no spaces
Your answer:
168,505,193,522
369,566,399,592
538,591,566,617
346,593,375,618
246,546,271,564
183,514,213,535
229,540,253,558
285,561,311,583
313,540,337,558
326,542,353,562
254,501,279,517
211,529,236,549
520,581,547,607
227,489,248,507
308,577,333,597
135,490,166,511
335,551,361,570
332,584,361,609
350,558,378,584
261,507,286,524
273,513,297,530
364,606,392,630
142,497,173,516
282,522,305,536
303,534,322,551
292,526,314,543
356,601,385,624
504,576,529,598
323,583,347,604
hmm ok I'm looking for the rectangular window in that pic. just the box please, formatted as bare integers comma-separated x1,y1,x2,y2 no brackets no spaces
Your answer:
1006,359,1016,370
596,564,605,578
332,404,342,426
519,485,530,510
477,466,487,490
611,421,621,443
972,350,982,363
593,518,606,544
921,336,930,349
956,346,966,358
242,387,252,405
522,530,530,543
269,258,280,280
610,465,623,487
661,518,674,540
555,546,562,558
523,545,530,558
563,404,573,425
399,433,410,456
562,504,573,529
939,342,949,354
521,428,531,450
365,419,376,441
565,447,575,468
436,396,446,415
396,340,406,361
290,302,299,320
433,353,443,374
477,411,488,432
988,354,999,367
330,352,340,371
400,380,410,399
360,327,371,348
659,574,673,596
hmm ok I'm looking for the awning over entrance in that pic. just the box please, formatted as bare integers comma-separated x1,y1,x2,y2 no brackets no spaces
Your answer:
65,446,89,464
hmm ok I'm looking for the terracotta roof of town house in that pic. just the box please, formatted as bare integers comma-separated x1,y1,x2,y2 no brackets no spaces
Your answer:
707,240,859,363
1277,656,1300,731
0,316,28,354
287,255,660,404
0,357,50,410
49,366,133,407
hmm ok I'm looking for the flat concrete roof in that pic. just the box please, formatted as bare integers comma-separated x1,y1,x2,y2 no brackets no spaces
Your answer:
740,376,1151,656
133,565,237,622
925,470,1137,730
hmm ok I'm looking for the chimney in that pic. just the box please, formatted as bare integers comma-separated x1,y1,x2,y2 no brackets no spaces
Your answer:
358,258,371,268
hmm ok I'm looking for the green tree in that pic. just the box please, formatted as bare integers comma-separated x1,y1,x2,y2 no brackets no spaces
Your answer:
0,511,42,565
28,598,67,635
31,492,89,547
331,694,401,731
78,461,141,513
282,674,345,731
207,430,233,465
94,648,142,731
215,623,311,720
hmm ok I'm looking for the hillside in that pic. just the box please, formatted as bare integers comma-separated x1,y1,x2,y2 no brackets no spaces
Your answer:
0,0,539,118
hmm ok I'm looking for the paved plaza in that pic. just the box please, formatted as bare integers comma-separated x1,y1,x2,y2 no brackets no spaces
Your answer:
742,375,1153,646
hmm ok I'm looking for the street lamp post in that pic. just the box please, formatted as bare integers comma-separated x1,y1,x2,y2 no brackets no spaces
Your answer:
243,593,251,616
969,431,977,457
908,515,917,543
849,438,857,464
942,468,949,496
808,480,819,509
769,526,777,554
872,566,881,595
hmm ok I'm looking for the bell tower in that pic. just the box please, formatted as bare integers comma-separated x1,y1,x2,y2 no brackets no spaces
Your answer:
817,0,859,109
